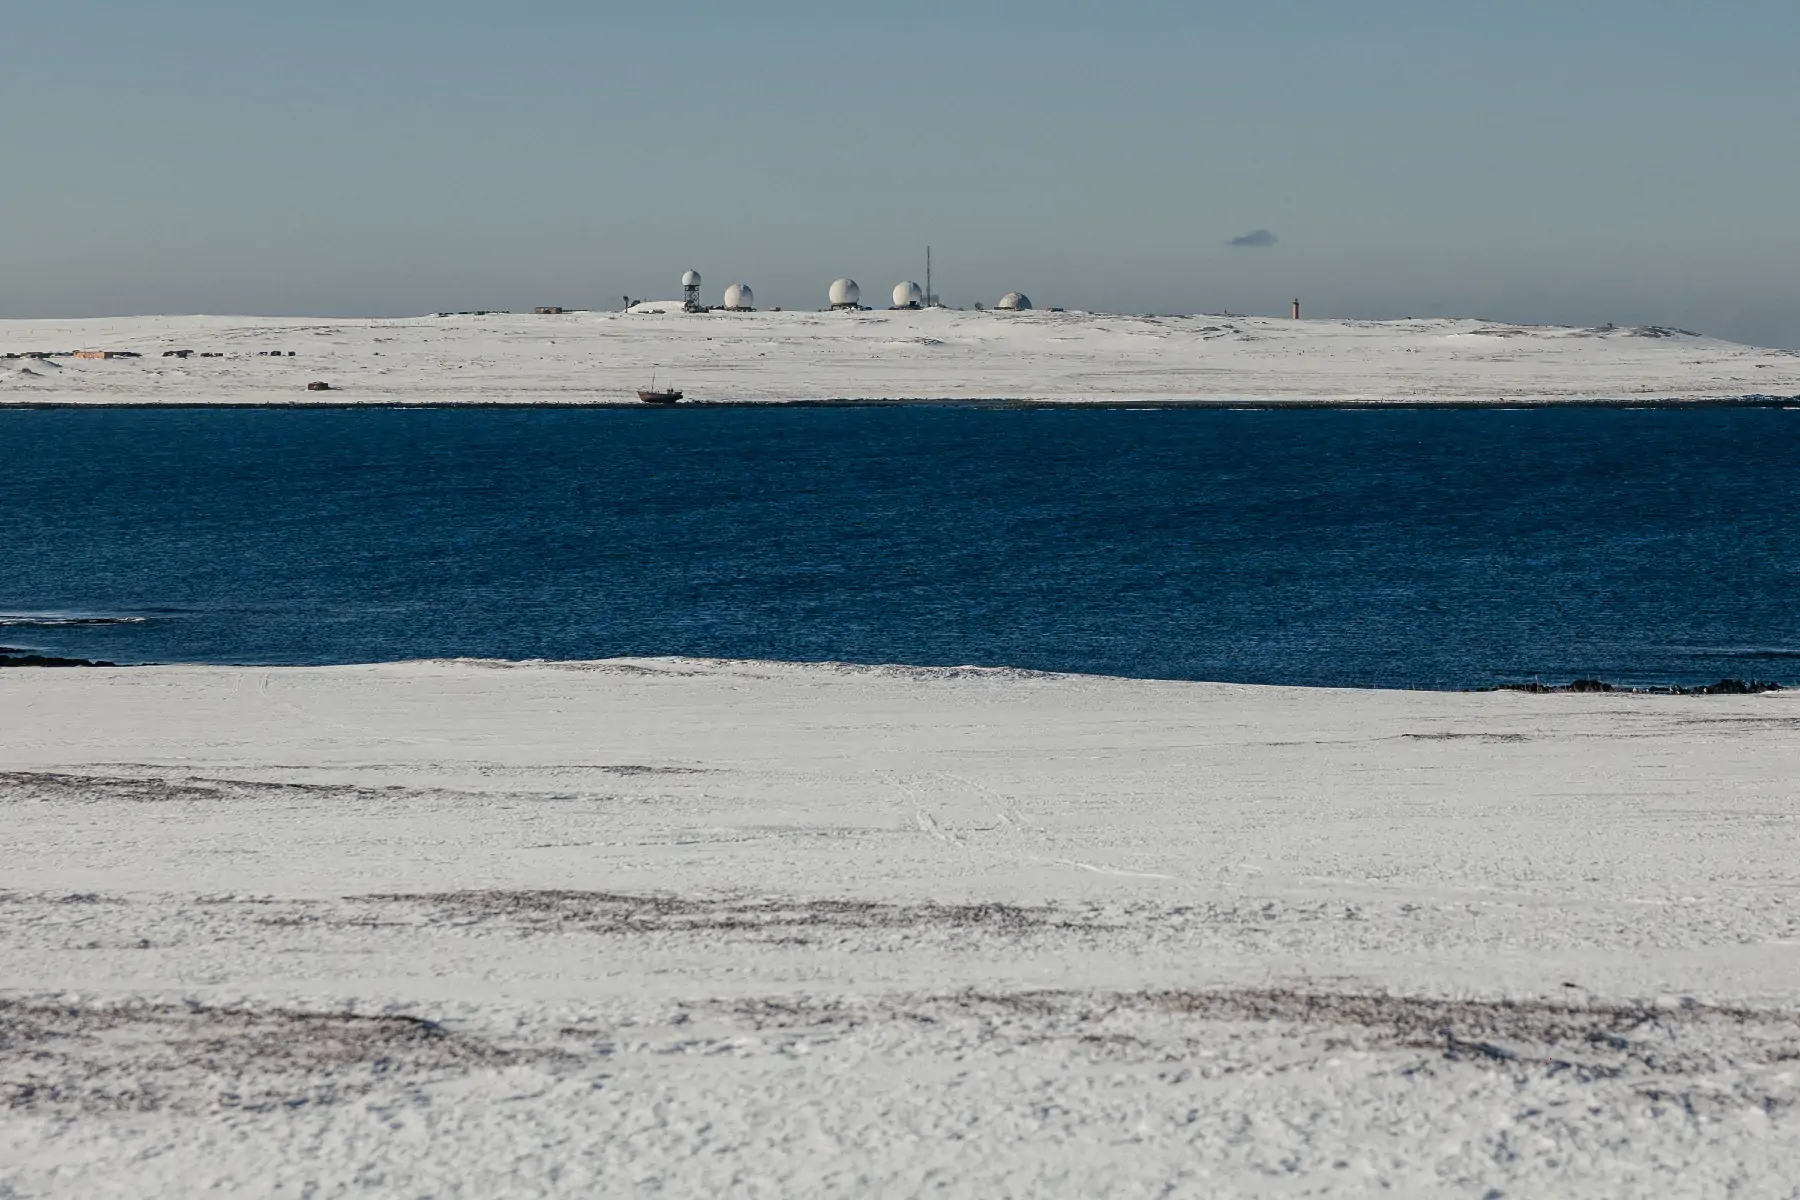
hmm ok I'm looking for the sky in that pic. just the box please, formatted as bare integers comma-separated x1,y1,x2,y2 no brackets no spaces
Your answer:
4,1,1797,346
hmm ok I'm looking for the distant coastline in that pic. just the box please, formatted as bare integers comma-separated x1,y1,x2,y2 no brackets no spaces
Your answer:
4,310,1798,407
4,395,1799,410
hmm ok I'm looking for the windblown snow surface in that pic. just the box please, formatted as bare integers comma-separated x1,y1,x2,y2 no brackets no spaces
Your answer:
3,309,1798,404
4,658,1800,1196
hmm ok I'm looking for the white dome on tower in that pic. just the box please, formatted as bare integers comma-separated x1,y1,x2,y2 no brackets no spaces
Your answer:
892,281,923,308
828,278,861,308
681,269,702,287
996,291,1032,311
723,283,754,310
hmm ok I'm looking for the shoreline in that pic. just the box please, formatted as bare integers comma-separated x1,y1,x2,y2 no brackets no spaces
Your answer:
0,654,1789,695
4,393,1800,410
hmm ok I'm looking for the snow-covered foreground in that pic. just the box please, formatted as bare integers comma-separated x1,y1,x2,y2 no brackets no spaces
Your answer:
4,658,1800,1196
4,309,1799,405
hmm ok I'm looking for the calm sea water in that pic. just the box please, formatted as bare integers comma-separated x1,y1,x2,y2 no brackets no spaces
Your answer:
3,405,1798,689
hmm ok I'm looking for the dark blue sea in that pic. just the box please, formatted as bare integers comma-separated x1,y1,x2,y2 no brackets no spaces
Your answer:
3,405,1798,690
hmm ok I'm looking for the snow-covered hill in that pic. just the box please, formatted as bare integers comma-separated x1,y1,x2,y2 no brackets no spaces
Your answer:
3,308,1797,404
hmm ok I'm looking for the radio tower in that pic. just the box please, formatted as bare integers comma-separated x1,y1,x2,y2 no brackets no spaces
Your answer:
925,246,935,308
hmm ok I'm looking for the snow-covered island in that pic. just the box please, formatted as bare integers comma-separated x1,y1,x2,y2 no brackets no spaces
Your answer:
3,308,1798,405
4,658,1799,1193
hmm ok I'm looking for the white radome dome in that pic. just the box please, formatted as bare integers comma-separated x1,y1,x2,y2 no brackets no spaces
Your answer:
723,283,754,310
828,278,861,307
893,281,923,308
997,291,1032,310
682,269,702,287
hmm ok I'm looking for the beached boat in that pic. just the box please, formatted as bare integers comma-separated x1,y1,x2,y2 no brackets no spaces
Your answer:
636,372,682,405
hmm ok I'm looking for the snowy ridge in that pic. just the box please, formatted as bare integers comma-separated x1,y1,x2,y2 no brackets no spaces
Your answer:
4,657,1800,1193
3,309,1798,404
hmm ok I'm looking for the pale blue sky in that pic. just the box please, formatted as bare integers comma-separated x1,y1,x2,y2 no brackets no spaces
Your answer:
4,1,1797,345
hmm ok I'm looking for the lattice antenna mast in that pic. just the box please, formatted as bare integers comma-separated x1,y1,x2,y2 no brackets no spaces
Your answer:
925,246,934,308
